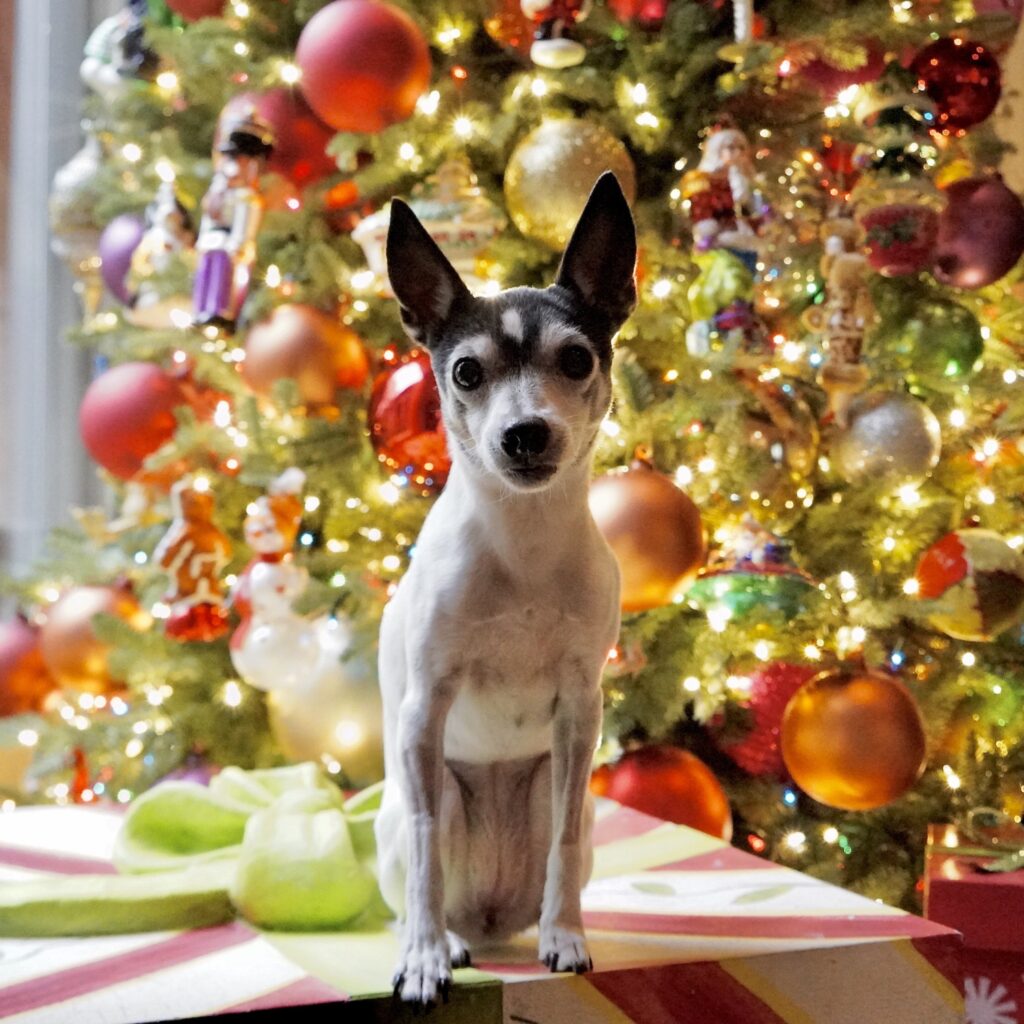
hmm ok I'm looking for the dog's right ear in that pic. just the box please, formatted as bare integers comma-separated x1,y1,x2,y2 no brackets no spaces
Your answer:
386,199,472,346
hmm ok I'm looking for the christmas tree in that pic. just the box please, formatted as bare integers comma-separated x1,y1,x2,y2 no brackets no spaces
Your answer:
2,0,1023,913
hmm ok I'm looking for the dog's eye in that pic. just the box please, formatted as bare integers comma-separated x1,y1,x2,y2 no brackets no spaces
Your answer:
558,344,593,381
452,357,484,390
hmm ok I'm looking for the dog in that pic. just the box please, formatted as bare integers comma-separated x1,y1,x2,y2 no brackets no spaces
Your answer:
374,172,637,1008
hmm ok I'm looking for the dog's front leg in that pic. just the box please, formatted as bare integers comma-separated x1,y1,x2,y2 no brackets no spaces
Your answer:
539,681,602,973
393,680,456,1008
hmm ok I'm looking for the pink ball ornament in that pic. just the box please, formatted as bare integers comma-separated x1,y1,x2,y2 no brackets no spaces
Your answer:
99,214,145,306
295,0,432,135
933,176,1024,289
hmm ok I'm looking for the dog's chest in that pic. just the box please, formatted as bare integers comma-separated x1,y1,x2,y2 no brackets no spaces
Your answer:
442,603,587,763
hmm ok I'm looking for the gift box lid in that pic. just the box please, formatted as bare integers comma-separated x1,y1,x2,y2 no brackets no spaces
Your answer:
925,822,1024,953
0,801,962,1023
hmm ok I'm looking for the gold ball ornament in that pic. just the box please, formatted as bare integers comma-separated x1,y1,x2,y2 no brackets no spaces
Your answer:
832,391,941,486
243,305,369,411
266,620,383,787
39,585,149,694
781,668,927,811
504,119,637,250
589,456,706,613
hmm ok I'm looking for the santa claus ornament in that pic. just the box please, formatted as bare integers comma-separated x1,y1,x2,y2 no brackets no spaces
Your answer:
520,0,591,69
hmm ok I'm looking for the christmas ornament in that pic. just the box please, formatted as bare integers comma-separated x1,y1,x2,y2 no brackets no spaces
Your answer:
851,65,941,277
832,391,941,486
484,0,535,57
887,297,983,382
39,585,147,693
590,745,732,840
911,38,1001,132
192,107,274,334
153,481,232,642
803,218,873,426
914,529,1024,642
243,305,369,410
734,373,819,531
521,0,590,69
80,0,159,104
680,119,770,361
126,179,196,329
267,618,384,787
49,131,107,320
687,517,817,623
0,617,57,717
608,0,669,29
165,0,224,20
99,214,146,305
781,667,927,811
588,455,705,613
718,662,818,778
295,0,431,135
352,158,505,295
800,42,886,95
933,176,1024,289
218,89,337,189
368,349,450,492
79,362,188,482
504,119,636,250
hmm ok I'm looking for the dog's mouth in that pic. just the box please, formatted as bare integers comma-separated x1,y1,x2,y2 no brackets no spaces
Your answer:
504,464,558,488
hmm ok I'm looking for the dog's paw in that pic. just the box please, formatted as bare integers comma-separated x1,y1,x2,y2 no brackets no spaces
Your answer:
539,924,592,974
392,935,453,1010
447,930,472,970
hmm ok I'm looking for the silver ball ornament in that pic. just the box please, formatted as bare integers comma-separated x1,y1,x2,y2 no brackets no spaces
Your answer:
833,391,941,485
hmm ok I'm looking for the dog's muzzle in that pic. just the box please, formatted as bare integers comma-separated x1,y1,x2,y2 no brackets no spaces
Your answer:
500,419,558,486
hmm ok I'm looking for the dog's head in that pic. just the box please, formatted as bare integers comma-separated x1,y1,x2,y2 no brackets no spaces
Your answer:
386,172,637,492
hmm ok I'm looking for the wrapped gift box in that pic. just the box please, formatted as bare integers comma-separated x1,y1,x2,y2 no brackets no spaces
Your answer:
925,822,1024,1024
0,802,962,1023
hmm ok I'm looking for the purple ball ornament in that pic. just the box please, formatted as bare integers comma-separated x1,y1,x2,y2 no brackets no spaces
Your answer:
98,213,145,305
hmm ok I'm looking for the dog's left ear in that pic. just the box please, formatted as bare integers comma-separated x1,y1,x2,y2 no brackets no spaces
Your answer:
555,172,638,331
386,199,472,346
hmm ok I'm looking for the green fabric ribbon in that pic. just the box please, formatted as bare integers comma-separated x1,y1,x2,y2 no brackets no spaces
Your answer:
0,764,386,936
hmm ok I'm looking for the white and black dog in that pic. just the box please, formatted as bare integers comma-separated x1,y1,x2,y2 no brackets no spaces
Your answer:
374,173,637,1008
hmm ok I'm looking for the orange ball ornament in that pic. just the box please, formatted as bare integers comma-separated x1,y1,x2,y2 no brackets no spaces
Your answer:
295,0,432,135
243,305,369,410
589,457,706,612
39,585,148,694
0,617,57,716
781,668,927,811
591,745,732,840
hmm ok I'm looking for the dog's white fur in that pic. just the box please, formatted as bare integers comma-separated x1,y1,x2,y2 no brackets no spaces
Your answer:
375,175,636,1006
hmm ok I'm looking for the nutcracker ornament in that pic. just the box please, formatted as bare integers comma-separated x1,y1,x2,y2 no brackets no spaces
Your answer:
520,0,591,69
127,177,197,329
153,480,233,642
191,108,274,335
803,217,874,427
679,118,771,362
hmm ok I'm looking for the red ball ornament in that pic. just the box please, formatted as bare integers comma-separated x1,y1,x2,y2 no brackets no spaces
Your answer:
219,90,337,189
484,0,535,57
718,663,818,778
166,0,224,20
914,529,1024,641
79,363,188,482
295,0,432,135
368,349,449,493
607,0,669,28
933,176,1024,289
591,745,732,840
801,41,885,95
0,617,57,717
911,38,1002,132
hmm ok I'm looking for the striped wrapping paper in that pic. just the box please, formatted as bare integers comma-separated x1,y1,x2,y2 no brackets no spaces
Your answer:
0,801,963,1023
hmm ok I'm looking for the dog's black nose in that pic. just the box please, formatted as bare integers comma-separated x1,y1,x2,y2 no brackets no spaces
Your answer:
502,420,550,459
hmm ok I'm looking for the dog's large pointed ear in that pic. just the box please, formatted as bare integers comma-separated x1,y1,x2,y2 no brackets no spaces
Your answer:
555,172,637,331
386,199,472,346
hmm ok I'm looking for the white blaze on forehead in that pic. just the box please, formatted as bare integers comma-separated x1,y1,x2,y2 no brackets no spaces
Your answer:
500,308,524,341
538,318,583,355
